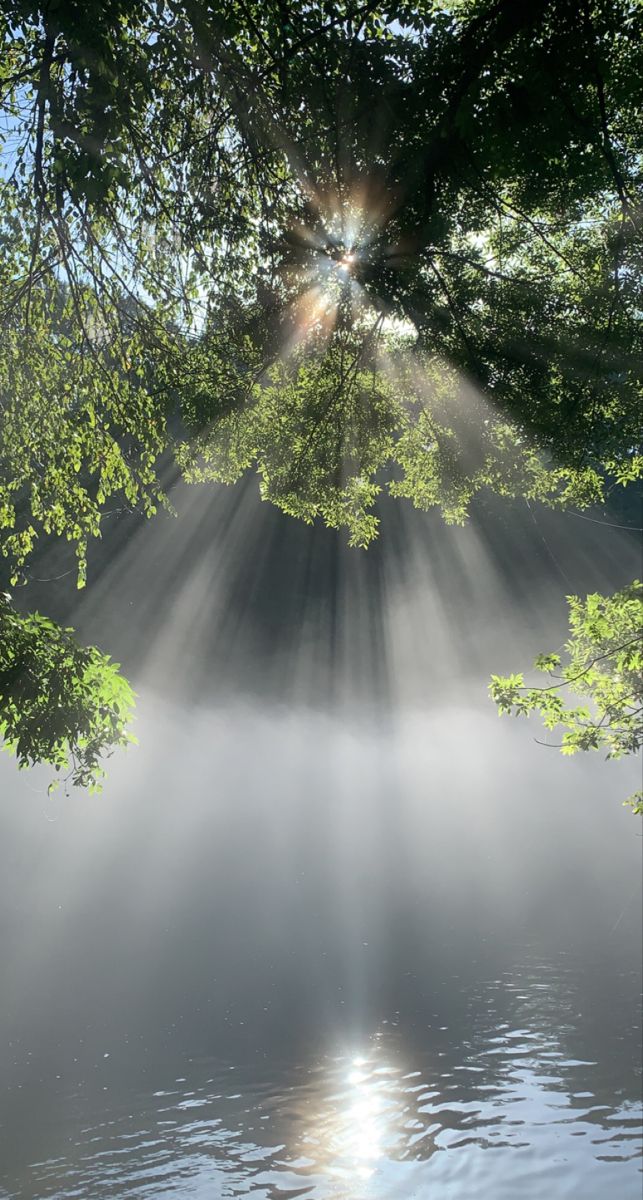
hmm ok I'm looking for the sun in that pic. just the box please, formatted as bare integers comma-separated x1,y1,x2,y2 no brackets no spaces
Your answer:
338,251,357,271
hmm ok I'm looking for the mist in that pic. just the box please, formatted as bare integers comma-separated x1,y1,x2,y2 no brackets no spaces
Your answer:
1,489,640,1173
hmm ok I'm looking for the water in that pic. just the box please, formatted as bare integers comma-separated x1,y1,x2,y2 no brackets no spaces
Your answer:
0,490,641,1196
2,950,641,1198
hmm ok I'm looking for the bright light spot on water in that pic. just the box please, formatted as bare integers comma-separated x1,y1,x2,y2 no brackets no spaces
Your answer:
345,1089,383,1176
310,1049,404,1189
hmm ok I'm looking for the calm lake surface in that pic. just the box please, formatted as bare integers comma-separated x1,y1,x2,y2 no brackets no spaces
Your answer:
0,492,641,1197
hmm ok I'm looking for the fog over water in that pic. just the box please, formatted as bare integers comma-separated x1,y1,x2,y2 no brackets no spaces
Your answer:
0,485,641,1197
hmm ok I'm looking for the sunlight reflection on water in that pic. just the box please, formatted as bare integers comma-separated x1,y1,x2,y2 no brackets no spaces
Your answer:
303,1049,407,1188
2,955,641,1200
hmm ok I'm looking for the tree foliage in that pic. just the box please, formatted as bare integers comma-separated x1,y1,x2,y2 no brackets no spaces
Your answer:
0,593,135,791
490,582,643,812
0,1,641,789
1,0,641,563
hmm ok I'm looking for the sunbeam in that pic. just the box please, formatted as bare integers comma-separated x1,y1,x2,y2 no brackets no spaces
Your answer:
1,4,641,1197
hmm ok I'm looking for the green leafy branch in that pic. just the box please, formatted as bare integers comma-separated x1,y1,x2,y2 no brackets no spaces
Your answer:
0,593,136,793
490,582,643,814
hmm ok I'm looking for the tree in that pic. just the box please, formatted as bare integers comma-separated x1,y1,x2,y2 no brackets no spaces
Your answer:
2,0,641,561
0,593,135,792
0,1,641,787
490,582,643,812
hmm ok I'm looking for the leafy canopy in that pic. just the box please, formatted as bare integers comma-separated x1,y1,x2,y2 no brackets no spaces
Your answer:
0,594,136,791
0,0,641,791
490,582,643,812
1,0,641,567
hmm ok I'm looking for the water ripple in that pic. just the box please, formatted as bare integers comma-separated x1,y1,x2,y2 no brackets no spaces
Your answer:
1,956,641,1199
